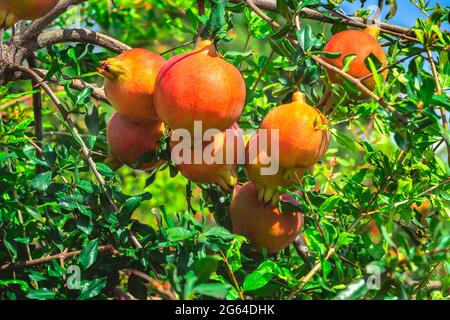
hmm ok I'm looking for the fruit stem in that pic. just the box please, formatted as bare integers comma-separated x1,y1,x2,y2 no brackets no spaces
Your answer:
292,91,306,103
365,25,381,38
196,39,217,57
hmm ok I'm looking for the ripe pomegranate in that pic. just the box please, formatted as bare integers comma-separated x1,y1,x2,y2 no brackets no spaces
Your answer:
245,132,312,205
0,0,59,20
229,182,303,253
98,48,165,123
260,91,329,170
321,27,388,95
154,40,246,134
106,112,165,170
170,123,244,192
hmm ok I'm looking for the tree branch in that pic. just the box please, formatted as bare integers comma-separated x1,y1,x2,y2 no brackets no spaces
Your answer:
0,245,115,271
20,0,88,42
32,68,108,103
230,0,415,39
37,29,131,54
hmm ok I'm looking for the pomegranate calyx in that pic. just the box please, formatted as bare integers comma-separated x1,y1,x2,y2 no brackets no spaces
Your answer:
195,39,218,57
98,58,127,80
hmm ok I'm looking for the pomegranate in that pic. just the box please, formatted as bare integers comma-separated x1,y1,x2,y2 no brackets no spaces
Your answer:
154,40,246,134
321,27,388,95
0,0,59,20
261,91,329,169
229,182,303,253
106,112,165,170
170,123,244,192
98,48,165,123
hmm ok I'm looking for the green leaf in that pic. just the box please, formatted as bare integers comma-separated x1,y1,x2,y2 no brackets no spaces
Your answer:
31,172,52,191
192,256,220,284
26,288,57,300
319,195,342,212
24,206,44,222
336,232,356,248
204,226,235,239
77,278,106,300
78,238,98,270
96,163,115,178
205,0,227,38
342,54,357,73
119,197,141,226
296,25,316,53
194,283,231,299
334,278,369,300
332,130,356,152
243,261,280,291
167,227,194,241
385,0,398,19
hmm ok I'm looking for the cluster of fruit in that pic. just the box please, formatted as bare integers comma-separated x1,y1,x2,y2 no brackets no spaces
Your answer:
100,26,387,253
0,0,388,254
0,0,59,28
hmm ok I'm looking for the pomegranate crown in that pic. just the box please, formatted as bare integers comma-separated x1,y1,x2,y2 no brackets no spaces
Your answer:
97,58,127,80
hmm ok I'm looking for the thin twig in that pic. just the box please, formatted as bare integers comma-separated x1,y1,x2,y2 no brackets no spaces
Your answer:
220,251,244,300
0,245,115,271
27,56,43,164
230,0,416,39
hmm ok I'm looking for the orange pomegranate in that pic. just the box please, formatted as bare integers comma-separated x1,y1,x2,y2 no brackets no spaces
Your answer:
229,182,303,253
170,123,244,192
154,40,246,134
0,0,59,20
98,48,165,123
106,112,165,170
259,91,329,171
321,27,388,95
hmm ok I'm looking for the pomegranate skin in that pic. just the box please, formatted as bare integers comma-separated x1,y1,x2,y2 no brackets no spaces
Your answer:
0,0,60,20
99,48,166,123
321,29,388,93
107,112,165,170
229,182,303,253
260,92,330,169
154,40,246,134
170,123,244,192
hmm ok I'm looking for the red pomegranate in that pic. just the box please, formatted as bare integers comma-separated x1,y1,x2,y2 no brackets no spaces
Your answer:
98,48,165,123
107,112,165,170
321,27,388,96
230,182,303,253
154,40,246,134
